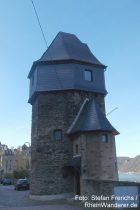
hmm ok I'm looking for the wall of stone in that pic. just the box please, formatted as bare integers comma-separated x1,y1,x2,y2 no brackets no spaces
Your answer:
31,90,104,195
82,179,114,197
80,133,118,181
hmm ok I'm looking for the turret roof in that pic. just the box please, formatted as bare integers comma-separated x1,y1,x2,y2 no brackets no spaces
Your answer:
67,99,119,135
28,32,106,78
39,32,105,66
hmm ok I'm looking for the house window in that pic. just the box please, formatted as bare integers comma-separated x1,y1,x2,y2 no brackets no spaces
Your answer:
53,129,62,140
101,134,108,143
84,69,93,81
75,144,79,155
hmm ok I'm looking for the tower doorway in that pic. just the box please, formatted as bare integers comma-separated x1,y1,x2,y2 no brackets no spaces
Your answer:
74,170,80,195
63,156,81,195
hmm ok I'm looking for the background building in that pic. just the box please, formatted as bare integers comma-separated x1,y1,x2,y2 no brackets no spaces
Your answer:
0,142,31,178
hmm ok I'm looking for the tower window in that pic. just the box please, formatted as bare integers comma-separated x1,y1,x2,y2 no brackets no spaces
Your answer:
84,69,93,81
101,134,108,143
53,129,62,140
75,144,79,155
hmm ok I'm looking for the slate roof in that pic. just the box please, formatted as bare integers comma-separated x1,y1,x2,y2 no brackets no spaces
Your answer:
28,32,106,78
39,32,105,66
67,99,119,135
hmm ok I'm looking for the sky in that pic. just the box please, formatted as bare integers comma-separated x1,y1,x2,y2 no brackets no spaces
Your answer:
0,0,140,157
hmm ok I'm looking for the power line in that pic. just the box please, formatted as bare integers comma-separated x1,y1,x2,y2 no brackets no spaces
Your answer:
30,0,63,89
30,0,48,48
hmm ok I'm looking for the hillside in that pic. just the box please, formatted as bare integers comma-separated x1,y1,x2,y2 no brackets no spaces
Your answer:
117,156,140,173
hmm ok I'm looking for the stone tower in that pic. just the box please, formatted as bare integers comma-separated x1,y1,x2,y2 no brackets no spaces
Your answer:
28,32,119,199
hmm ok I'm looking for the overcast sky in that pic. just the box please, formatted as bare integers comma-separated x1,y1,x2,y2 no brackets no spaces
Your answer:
0,0,140,157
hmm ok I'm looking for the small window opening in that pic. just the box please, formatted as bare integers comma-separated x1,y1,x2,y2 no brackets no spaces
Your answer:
75,144,79,155
101,134,108,143
54,130,62,140
84,69,93,81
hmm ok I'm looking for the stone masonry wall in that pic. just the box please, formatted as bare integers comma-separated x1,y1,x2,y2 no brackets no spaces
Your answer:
31,90,105,195
80,133,118,181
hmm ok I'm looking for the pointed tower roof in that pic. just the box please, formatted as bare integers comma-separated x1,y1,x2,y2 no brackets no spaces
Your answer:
28,32,106,78
67,99,119,135
39,32,105,66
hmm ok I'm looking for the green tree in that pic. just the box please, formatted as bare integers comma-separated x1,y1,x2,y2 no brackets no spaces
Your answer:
13,169,29,179
4,173,13,179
